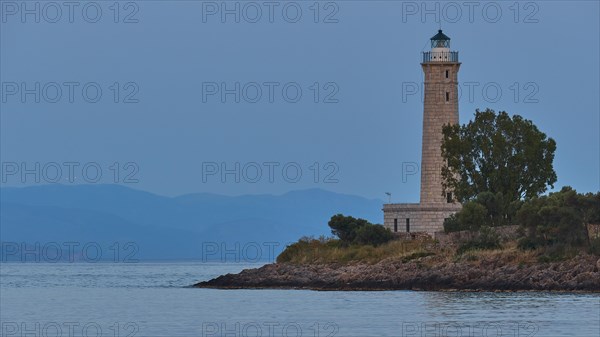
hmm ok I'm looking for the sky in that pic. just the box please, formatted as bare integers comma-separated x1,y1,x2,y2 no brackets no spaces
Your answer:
1,0,599,201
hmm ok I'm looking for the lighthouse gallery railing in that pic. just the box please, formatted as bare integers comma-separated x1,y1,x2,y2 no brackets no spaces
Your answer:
422,51,459,62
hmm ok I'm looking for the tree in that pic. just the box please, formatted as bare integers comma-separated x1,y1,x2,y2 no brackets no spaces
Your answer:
328,214,369,243
517,186,592,249
328,214,393,246
441,109,557,207
354,224,394,246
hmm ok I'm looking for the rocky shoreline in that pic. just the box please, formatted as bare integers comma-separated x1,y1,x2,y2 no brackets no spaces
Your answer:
194,254,600,292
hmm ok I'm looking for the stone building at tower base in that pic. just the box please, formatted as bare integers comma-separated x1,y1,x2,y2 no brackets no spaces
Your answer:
383,203,462,237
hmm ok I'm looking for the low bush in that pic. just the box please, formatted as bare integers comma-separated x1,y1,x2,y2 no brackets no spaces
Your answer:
456,226,501,255
589,238,600,256
401,251,435,263
444,192,521,233
535,244,580,263
517,187,595,249
444,201,487,232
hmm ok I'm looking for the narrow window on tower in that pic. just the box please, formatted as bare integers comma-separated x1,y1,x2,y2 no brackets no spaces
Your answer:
447,192,452,203
445,70,449,78
445,92,450,101
394,219,398,232
406,218,410,233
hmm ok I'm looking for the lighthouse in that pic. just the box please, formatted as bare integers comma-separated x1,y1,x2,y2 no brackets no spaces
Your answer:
383,30,462,236
420,30,460,205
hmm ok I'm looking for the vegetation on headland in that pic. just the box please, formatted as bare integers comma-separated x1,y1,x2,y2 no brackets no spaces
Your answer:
441,109,559,232
277,214,397,264
443,187,600,252
276,234,431,264
279,109,600,265
440,109,599,257
197,109,600,291
277,214,599,266
199,210,600,291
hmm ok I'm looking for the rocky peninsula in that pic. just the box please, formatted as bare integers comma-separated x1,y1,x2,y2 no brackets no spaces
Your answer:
195,216,600,292
194,250,600,292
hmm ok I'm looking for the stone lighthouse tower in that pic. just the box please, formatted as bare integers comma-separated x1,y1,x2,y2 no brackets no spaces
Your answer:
420,30,460,205
383,30,462,236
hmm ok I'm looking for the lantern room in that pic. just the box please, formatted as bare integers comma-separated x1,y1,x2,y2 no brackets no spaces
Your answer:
423,30,458,63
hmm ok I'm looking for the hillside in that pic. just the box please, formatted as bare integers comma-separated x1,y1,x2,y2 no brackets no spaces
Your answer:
0,185,383,260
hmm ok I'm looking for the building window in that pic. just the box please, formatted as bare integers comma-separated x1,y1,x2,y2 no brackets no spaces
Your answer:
446,92,450,101
447,192,452,203
406,218,410,233
445,70,449,78
394,219,398,232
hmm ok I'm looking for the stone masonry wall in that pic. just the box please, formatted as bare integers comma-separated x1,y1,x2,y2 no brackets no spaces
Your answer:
420,62,460,204
383,203,461,235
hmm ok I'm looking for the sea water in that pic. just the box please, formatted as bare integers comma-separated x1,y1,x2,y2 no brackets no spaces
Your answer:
1,262,599,337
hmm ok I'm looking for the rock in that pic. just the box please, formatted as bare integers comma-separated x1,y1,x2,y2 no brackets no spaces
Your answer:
193,254,600,292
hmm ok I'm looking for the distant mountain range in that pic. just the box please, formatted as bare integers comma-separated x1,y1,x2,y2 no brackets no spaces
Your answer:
0,185,383,260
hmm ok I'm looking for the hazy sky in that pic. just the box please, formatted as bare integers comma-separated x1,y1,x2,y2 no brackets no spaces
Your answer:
1,1,598,200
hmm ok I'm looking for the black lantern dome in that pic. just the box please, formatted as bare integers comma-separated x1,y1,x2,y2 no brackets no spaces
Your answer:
431,30,450,49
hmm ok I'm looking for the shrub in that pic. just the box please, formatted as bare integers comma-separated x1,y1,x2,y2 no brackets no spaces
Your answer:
517,186,591,249
444,191,523,232
578,192,600,224
443,214,461,233
536,244,580,262
401,251,435,263
276,236,338,264
516,236,537,250
444,201,487,232
589,238,600,256
354,223,394,246
459,201,488,231
456,226,501,255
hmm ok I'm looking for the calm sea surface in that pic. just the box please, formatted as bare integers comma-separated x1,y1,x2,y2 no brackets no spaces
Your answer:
1,262,599,337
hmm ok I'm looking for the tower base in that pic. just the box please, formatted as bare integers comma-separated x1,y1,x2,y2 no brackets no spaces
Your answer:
383,202,462,236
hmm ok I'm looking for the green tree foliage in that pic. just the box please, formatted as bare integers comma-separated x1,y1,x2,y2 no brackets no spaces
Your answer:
444,202,486,232
328,214,393,246
517,187,598,249
444,192,523,232
441,109,557,205
354,224,395,246
577,192,600,224
328,214,369,243
456,226,501,254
